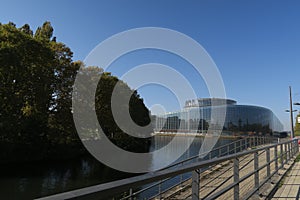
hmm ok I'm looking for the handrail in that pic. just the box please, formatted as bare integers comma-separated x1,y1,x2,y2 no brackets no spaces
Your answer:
163,136,271,170
123,136,271,199
36,138,298,200
146,136,271,199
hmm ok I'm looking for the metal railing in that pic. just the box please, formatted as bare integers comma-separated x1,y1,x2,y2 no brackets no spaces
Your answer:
126,136,275,200
35,136,295,200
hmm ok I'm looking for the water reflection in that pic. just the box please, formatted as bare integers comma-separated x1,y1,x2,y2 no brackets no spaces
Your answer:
0,136,234,199
0,156,133,199
150,136,199,170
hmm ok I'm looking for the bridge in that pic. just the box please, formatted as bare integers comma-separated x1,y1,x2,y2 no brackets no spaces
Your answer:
36,137,299,200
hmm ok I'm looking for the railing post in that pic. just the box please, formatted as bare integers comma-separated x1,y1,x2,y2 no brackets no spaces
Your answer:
284,143,288,164
280,144,284,168
234,142,237,154
233,157,239,200
293,140,296,156
192,169,200,200
239,140,243,152
266,148,270,177
180,162,183,188
158,180,162,199
254,152,259,194
129,188,132,200
227,145,230,155
274,145,278,172
288,142,291,160
294,140,297,154
291,141,294,156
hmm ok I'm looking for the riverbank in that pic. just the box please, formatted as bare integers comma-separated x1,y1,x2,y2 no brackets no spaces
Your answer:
0,135,152,164
0,135,238,199
0,141,87,164
153,132,245,140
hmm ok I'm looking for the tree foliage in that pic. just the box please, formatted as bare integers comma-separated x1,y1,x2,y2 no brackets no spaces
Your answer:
0,22,152,160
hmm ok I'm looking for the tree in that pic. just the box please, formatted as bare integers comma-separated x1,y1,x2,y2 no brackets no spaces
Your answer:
74,67,152,152
295,113,300,136
0,22,55,143
0,21,152,159
96,71,152,152
19,24,33,36
34,21,53,41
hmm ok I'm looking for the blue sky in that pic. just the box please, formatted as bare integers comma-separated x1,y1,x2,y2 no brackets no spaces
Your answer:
1,0,300,130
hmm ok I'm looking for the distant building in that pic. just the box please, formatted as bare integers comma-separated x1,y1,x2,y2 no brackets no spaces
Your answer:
154,98,283,135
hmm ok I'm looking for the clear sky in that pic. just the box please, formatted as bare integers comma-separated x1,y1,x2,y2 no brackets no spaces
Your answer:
1,0,300,130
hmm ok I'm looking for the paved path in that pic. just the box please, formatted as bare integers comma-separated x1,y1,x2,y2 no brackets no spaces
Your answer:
272,161,300,199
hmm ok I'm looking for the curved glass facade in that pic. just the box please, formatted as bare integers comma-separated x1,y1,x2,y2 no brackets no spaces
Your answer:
154,98,283,135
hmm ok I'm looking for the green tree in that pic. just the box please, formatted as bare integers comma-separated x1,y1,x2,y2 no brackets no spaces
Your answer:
0,22,55,143
19,24,33,36
0,21,152,160
74,66,152,152
295,113,300,136
34,21,53,41
96,71,152,152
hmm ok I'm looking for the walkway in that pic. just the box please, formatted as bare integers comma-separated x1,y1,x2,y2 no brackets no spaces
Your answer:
272,159,300,199
152,147,278,199
152,145,299,200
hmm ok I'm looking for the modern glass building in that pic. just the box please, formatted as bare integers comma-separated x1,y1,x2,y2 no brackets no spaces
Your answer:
154,98,283,135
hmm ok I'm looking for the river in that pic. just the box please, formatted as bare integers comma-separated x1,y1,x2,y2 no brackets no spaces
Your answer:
0,135,236,199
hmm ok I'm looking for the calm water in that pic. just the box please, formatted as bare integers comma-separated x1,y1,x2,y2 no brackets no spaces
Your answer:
0,136,235,199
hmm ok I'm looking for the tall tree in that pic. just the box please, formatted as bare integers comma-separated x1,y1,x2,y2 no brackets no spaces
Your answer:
34,21,54,41
0,21,152,158
0,22,55,143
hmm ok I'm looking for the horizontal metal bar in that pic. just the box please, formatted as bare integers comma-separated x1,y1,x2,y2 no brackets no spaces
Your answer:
163,136,271,170
207,151,278,199
36,139,297,200
206,178,239,199
243,169,279,200
130,137,270,198
121,177,170,198
163,137,246,169
146,176,191,200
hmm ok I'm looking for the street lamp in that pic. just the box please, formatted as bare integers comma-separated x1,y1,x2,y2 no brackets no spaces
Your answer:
285,110,297,112
287,86,296,139
285,109,297,140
